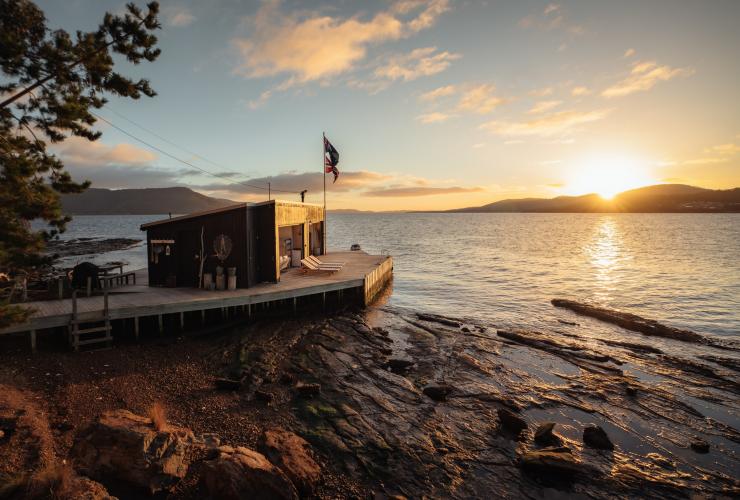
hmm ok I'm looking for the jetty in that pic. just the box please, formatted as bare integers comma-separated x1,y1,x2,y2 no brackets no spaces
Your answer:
0,251,393,351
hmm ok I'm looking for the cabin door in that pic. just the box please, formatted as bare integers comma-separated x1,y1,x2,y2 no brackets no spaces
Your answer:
176,230,200,287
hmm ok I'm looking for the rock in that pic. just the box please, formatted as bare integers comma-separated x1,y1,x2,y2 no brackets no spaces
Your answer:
582,424,614,450
71,476,117,500
625,385,638,397
690,438,710,454
416,313,461,328
215,377,243,391
258,428,321,495
520,446,582,478
255,389,274,402
497,408,527,436
280,373,295,385
533,422,561,446
386,358,414,374
201,445,298,500
423,383,452,402
295,382,321,397
461,326,471,333
70,409,194,494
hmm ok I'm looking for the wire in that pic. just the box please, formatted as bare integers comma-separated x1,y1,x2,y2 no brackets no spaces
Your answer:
102,105,239,174
90,111,300,194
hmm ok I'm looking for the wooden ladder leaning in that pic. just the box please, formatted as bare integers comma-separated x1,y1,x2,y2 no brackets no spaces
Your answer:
69,290,112,351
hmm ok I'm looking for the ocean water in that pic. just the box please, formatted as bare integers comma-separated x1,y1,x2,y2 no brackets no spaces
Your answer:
43,213,740,340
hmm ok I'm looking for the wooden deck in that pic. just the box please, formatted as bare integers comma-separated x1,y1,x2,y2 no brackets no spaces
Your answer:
1,251,393,337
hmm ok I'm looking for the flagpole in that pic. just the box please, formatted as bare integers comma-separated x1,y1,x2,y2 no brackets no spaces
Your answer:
322,132,326,256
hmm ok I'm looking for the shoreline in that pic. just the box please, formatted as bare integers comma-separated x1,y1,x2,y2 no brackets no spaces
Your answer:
1,296,738,498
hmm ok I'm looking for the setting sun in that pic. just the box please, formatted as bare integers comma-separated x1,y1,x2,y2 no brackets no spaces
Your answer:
564,155,656,199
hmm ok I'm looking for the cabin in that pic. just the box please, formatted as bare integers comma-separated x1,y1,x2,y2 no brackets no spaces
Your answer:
140,200,325,288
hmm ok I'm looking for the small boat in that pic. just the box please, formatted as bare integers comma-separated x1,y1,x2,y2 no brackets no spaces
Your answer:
350,243,361,251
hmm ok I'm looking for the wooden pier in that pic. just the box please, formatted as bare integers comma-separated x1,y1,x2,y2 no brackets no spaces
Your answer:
1,251,393,350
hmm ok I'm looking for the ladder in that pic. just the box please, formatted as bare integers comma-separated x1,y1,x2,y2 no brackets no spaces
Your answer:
69,290,112,351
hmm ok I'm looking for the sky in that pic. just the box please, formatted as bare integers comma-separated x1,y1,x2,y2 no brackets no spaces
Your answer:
36,0,740,210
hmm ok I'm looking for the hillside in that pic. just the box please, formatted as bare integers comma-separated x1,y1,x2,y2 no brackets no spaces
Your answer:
448,184,740,213
61,187,237,215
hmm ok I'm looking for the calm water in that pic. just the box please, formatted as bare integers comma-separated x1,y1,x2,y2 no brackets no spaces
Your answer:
46,213,740,339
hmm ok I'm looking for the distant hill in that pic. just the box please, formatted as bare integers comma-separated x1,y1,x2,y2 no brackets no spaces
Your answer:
448,184,740,213
61,187,237,215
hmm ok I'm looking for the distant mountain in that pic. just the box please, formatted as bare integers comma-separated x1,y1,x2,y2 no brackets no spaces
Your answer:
448,184,740,213
61,187,237,215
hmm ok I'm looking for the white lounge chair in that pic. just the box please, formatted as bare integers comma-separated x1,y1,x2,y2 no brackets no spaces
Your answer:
307,255,344,268
300,258,340,273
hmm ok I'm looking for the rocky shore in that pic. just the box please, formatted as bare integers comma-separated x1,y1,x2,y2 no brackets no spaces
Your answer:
46,238,142,259
0,300,738,499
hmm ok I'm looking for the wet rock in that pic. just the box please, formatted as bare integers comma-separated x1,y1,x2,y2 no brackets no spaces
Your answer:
533,422,561,446
201,445,298,500
70,409,194,494
551,299,707,344
690,438,710,454
258,428,321,495
461,326,471,333
497,408,527,436
583,425,614,450
625,385,638,397
423,383,452,402
416,313,461,328
520,446,582,478
295,382,321,397
214,377,243,391
386,358,414,374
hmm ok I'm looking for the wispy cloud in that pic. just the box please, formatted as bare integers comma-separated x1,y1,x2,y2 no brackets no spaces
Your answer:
55,136,157,167
571,86,590,96
419,84,456,101
481,108,611,137
623,48,636,58
529,86,554,97
232,0,449,84
374,47,460,82
528,100,562,114
602,60,694,98
456,84,505,114
416,112,451,124
363,186,483,197
519,3,585,36
162,5,195,27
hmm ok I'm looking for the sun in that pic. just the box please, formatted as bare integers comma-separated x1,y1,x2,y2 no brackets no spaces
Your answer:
565,155,655,199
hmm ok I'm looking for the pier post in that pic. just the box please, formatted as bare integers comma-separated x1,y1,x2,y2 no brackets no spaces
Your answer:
180,312,185,330
293,297,297,314
134,316,139,340
58,279,63,300
247,304,251,319
322,292,326,310
86,277,91,297
29,330,36,353
158,314,163,335
201,309,205,324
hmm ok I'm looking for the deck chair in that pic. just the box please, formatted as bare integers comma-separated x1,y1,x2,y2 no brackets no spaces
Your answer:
300,258,340,273
307,255,344,269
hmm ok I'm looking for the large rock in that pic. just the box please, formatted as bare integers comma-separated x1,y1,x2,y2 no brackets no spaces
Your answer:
497,408,527,436
582,424,614,450
258,429,321,495
201,445,298,500
520,446,583,478
70,409,194,494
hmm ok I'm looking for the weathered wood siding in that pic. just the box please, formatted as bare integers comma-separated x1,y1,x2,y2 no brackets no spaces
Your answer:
363,256,393,306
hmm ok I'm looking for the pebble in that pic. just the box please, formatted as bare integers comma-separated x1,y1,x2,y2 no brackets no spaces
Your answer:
583,425,614,450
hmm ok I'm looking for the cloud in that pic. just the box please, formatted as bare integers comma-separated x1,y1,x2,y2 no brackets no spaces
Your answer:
54,136,157,167
419,84,456,101
529,87,554,97
519,2,584,35
162,5,195,27
66,164,195,189
416,112,452,124
707,143,740,155
456,84,504,114
624,48,635,58
571,85,590,96
602,60,694,98
374,47,460,82
481,108,611,137
528,100,562,114
363,186,483,197
196,170,393,195
232,0,449,84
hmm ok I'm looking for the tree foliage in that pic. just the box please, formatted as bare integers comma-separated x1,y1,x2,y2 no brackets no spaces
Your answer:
0,0,161,326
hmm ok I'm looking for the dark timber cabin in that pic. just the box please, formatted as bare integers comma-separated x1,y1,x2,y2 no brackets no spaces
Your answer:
140,201,325,288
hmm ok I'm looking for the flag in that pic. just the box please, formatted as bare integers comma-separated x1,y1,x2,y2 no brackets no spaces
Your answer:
324,136,339,183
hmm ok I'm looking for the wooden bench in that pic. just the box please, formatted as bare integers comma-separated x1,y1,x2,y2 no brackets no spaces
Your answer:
99,271,136,289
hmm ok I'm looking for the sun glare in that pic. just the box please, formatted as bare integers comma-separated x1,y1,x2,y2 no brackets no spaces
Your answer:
565,155,655,199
